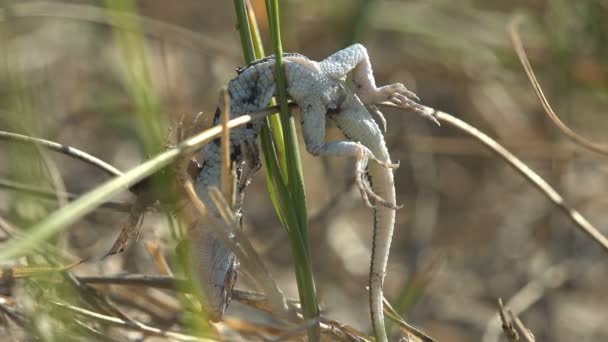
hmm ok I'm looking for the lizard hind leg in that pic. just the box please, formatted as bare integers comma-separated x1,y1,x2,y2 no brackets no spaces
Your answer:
353,143,402,210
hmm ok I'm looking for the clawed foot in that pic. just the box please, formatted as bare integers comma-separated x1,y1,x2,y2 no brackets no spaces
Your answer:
356,171,404,210
379,83,440,127
355,144,403,210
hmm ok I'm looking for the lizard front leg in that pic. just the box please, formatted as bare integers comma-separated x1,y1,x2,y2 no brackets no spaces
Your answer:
320,44,437,128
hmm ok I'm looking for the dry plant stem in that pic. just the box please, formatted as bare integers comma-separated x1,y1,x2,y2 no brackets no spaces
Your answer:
207,188,295,318
73,318,114,342
78,274,184,290
382,295,437,342
381,102,608,252
482,262,568,342
77,274,365,341
509,310,535,342
0,178,132,212
0,130,122,177
269,318,319,342
143,239,173,276
3,120,72,208
49,301,213,342
79,274,292,315
0,2,237,56
0,104,286,261
498,298,519,342
509,19,608,156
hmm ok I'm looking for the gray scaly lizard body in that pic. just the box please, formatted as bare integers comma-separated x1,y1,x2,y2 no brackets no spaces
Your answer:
191,44,427,341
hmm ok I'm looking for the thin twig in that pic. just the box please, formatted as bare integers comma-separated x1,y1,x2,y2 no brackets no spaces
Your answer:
182,181,292,320
0,130,122,177
0,178,132,212
73,318,116,342
270,318,319,342
481,263,568,342
76,273,370,341
498,298,519,342
50,301,214,342
78,274,184,290
143,239,173,276
508,309,535,342
381,102,608,253
509,17,608,156
208,187,295,317
0,104,287,261
382,297,437,342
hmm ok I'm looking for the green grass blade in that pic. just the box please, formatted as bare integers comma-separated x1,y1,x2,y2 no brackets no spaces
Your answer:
104,0,165,156
0,113,272,261
232,2,319,339
264,0,320,340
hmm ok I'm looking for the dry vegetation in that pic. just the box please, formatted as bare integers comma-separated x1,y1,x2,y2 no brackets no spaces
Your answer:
1,0,608,341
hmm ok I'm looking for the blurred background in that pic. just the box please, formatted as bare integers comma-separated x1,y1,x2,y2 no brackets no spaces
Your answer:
1,0,607,341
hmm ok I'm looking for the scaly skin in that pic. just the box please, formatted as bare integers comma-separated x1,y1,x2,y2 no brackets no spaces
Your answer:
331,92,396,342
192,45,425,340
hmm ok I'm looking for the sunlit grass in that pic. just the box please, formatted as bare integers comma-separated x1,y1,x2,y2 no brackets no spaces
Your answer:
233,0,320,340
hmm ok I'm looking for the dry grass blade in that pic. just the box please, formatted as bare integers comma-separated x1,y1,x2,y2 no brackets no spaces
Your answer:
50,301,214,342
5,125,71,208
77,274,176,287
508,310,535,342
143,239,173,276
382,295,436,342
76,273,372,341
381,102,608,253
208,187,294,318
0,178,132,212
0,130,123,177
509,18,608,156
498,298,519,342
482,263,568,341
270,318,319,341
182,181,292,320
0,260,83,282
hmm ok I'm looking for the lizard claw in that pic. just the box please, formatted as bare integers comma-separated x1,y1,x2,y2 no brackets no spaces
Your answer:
380,83,420,103
412,106,440,126
369,104,388,133
371,155,400,170
357,172,403,210
390,91,440,127
355,144,403,210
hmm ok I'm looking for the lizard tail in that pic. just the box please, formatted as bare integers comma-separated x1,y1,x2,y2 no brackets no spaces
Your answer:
368,162,396,342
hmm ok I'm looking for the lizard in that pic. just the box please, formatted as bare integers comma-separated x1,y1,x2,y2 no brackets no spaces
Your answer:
190,44,429,341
